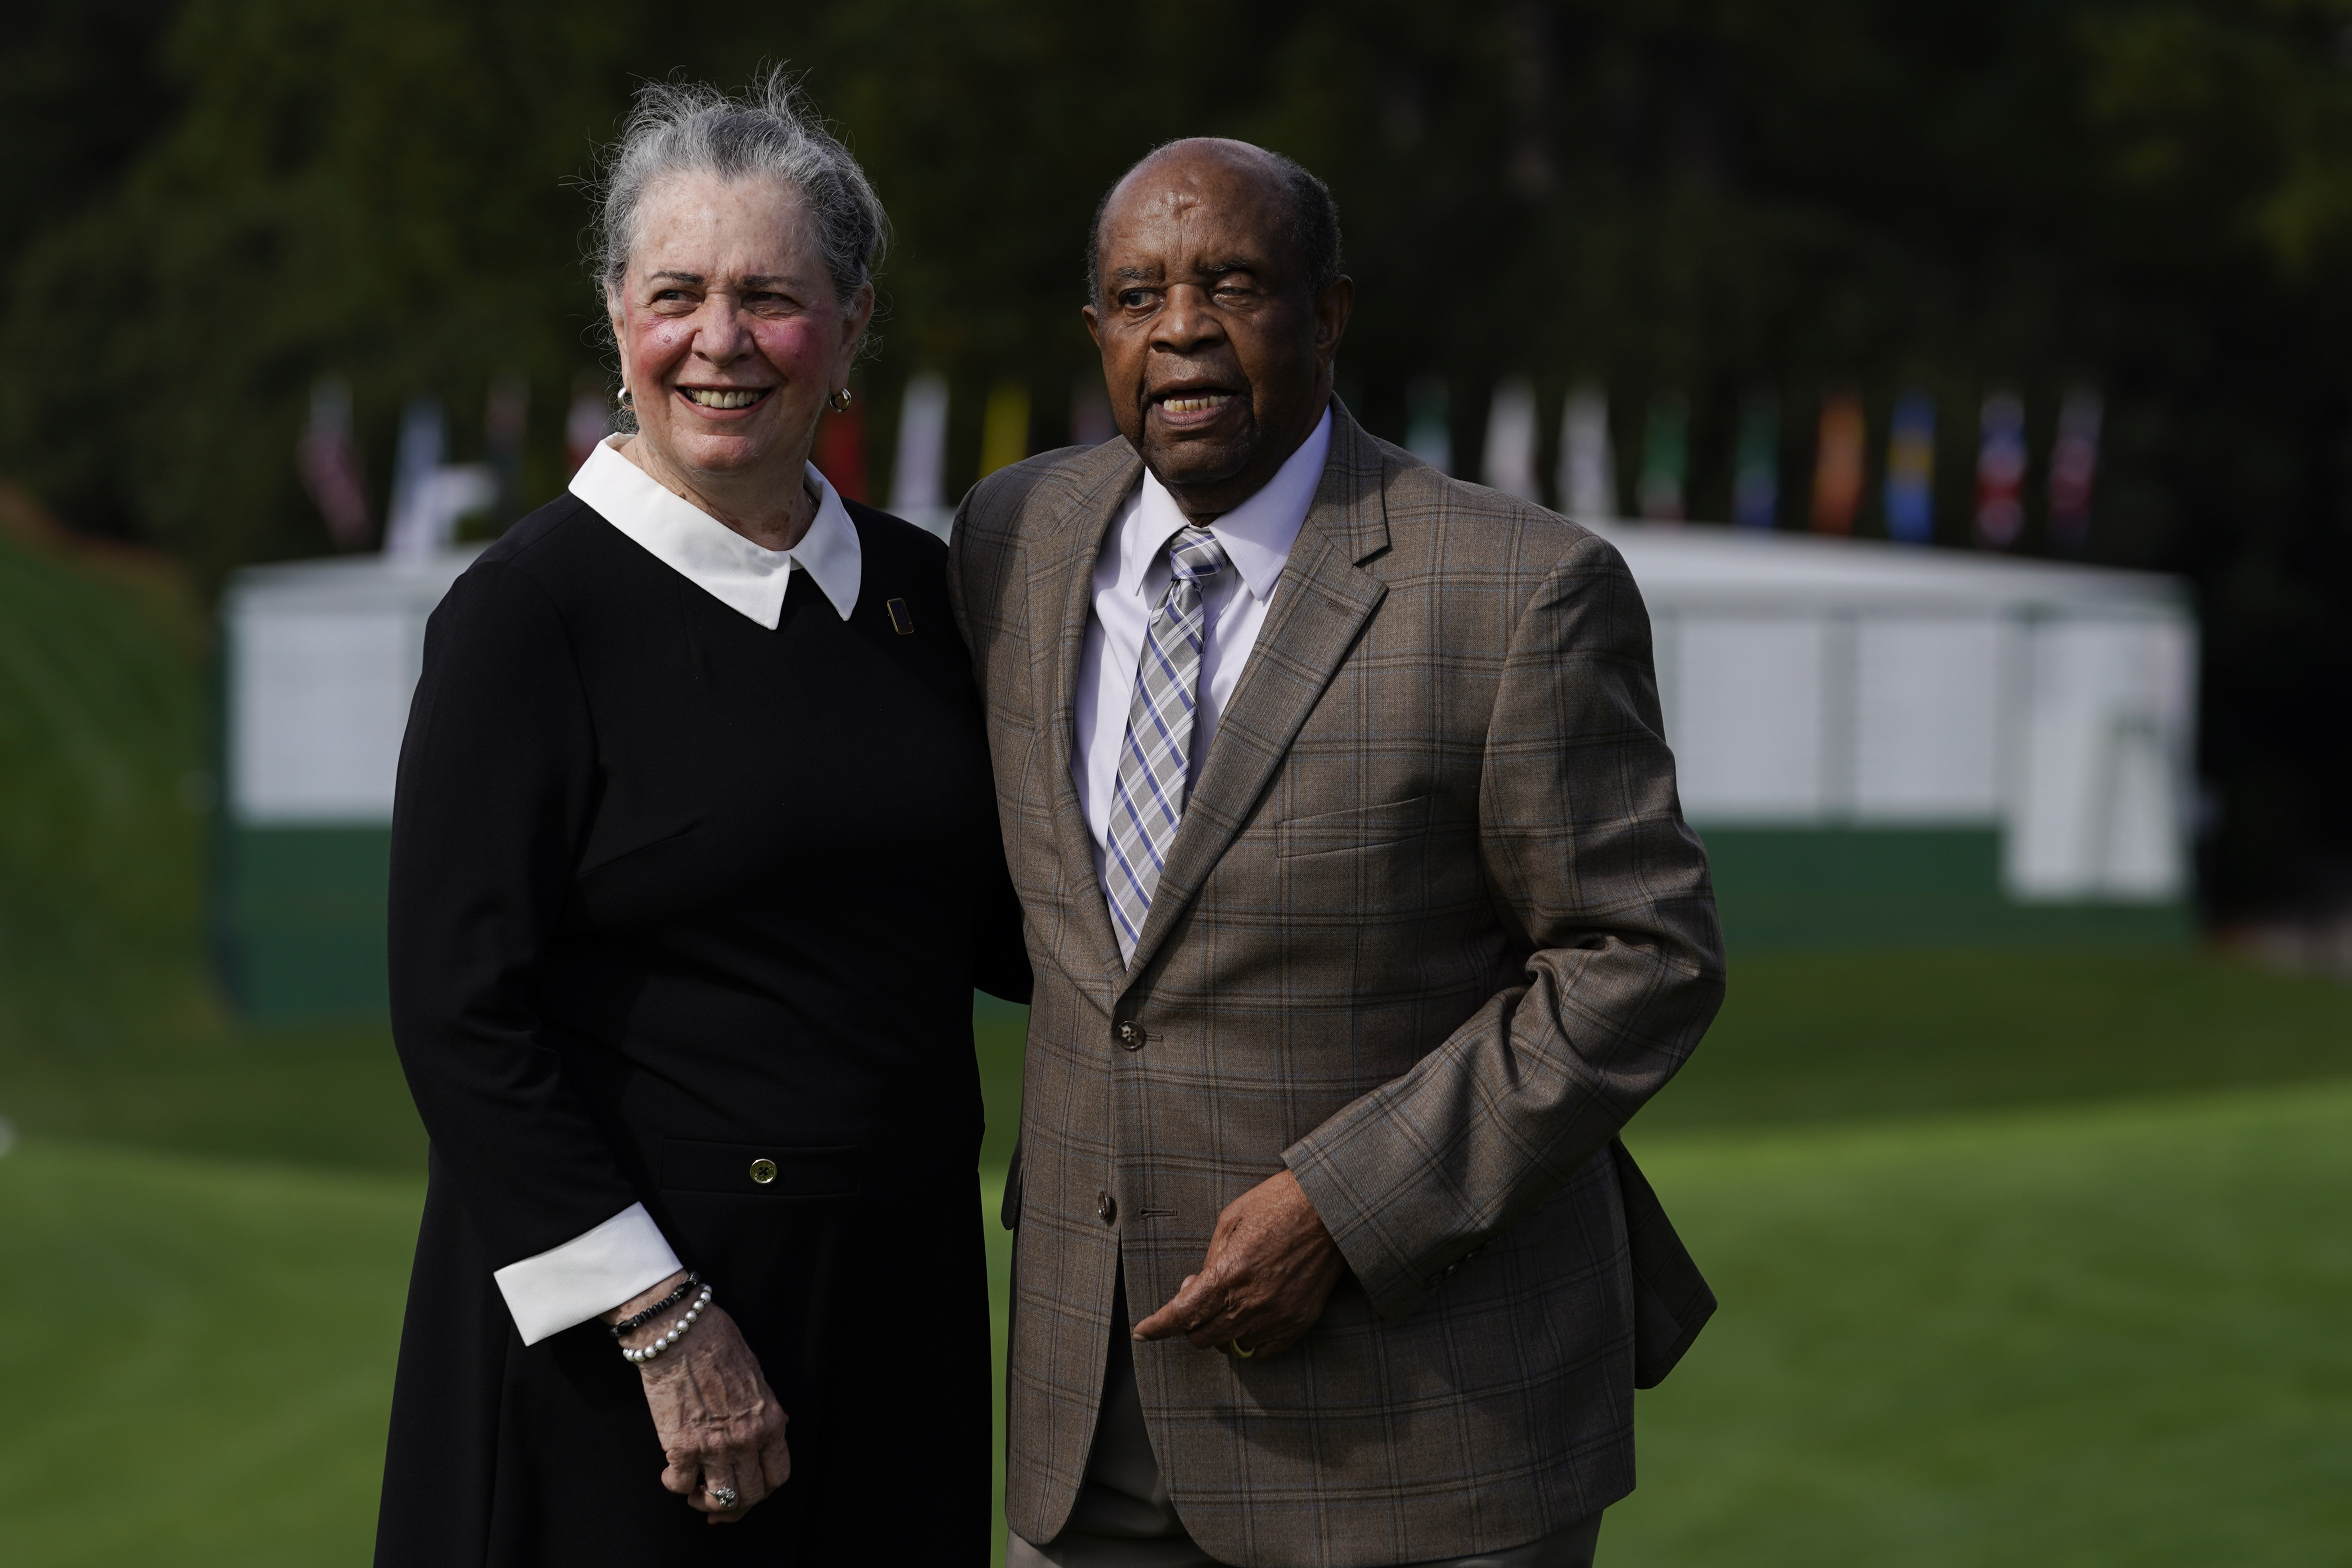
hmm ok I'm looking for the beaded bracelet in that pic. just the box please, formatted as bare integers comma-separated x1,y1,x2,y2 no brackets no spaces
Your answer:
609,1271,700,1339
622,1282,715,1366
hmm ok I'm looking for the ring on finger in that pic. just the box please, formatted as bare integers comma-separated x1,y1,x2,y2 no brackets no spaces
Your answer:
1225,1339,1255,1359
707,1483,740,1510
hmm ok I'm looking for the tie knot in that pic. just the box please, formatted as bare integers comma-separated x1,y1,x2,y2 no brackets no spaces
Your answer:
1168,525,1229,584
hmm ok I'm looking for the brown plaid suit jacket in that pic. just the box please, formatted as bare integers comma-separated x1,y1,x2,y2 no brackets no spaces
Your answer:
949,404,1727,1568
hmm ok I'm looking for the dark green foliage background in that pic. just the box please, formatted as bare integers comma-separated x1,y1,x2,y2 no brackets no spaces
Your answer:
7,0,2352,915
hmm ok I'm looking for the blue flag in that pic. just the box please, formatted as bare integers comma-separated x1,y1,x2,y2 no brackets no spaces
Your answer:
1734,390,1779,529
1885,391,1935,544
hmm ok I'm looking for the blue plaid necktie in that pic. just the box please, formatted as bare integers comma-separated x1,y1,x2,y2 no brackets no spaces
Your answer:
1104,525,1230,958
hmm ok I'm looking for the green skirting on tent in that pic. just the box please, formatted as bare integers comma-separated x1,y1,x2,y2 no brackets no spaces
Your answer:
209,824,2190,1020
1699,826,2192,949
216,826,392,1020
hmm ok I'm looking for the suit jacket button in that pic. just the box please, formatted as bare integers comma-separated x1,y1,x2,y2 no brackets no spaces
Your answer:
749,1159,777,1185
1098,1191,1118,1224
1116,1021,1145,1050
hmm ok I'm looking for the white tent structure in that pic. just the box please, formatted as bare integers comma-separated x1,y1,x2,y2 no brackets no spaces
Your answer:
1587,520,2196,942
215,521,2195,1011
218,550,480,1014
226,552,479,826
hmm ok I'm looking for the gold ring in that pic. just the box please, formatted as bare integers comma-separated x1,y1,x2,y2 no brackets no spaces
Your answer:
1226,1339,1254,1359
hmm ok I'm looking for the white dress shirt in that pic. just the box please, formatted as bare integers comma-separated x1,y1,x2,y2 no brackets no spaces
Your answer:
1073,409,1333,961
488,437,865,1348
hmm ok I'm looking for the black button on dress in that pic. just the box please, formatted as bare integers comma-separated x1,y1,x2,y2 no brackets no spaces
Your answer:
373,494,1028,1567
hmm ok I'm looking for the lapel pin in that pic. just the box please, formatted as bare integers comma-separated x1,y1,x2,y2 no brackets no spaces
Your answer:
886,597,915,635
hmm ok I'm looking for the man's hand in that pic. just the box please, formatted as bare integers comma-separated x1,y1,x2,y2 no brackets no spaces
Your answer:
1131,1169,1348,1358
608,1276,790,1525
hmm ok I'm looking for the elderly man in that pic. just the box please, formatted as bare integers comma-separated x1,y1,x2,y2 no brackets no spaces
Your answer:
950,139,1726,1568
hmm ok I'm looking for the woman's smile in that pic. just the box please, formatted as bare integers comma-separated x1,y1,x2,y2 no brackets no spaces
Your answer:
676,386,773,411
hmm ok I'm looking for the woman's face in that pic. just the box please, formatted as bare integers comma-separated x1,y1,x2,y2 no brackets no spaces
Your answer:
609,171,871,486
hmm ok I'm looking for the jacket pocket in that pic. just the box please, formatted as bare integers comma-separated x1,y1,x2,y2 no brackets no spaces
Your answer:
1275,793,1437,858
576,817,703,881
660,1139,861,1197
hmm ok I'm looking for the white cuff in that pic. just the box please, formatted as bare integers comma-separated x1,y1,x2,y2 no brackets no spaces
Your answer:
492,1202,683,1346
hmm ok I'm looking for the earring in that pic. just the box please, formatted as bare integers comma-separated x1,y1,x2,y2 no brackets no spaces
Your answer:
827,388,853,413
617,386,634,409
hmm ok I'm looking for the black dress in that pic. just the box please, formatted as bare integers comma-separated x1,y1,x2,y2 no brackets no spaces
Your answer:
373,494,1028,1566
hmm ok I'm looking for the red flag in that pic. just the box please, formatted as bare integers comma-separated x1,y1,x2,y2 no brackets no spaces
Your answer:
1974,391,2027,549
297,377,371,550
1811,391,1865,535
567,382,616,476
2047,387,2101,553
812,392,869,502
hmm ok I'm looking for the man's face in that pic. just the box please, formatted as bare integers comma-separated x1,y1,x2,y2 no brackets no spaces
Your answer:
1083,144,1350,517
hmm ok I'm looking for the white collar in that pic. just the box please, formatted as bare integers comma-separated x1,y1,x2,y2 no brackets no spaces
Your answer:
568,436,862,628
1118,407,1333,602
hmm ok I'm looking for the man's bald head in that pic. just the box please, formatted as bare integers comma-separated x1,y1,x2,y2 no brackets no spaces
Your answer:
1086,139,1342,310
1078,136,1353,520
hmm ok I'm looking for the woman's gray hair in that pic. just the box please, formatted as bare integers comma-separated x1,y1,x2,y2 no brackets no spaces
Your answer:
594,68,887,310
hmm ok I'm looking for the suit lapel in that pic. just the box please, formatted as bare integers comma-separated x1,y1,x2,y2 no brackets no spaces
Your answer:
1027,441,1143,985
1121,407,1392,983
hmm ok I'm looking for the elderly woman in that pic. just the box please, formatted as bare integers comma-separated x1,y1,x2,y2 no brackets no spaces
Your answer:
374,75,1025,1565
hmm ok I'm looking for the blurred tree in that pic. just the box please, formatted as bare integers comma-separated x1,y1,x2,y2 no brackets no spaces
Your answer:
0,0,193,539
0,0,699,578
1,0,2348,917
2066,0,2352,917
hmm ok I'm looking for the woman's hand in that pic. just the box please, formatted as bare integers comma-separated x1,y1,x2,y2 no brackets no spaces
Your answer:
608,1276,790,1523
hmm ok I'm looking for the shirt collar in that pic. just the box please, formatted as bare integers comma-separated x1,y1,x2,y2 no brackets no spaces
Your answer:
1118,406,1333,602
568,436,862,629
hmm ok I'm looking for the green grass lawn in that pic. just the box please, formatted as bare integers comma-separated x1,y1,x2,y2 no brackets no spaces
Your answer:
0,1141,415,1567
6,1064,2349,1567
1648,947,2352,1131
1612,1084,2352,1565
7,958,2352,1566
8,528,2352,1564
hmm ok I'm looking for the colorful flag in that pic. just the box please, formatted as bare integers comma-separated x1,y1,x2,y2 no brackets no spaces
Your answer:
296,376,371,550
383,395,494,561
1884,390,1936,544
2047,386,2102,553
812,383,869,501
1974,390,2027,549
1406,376,1451,472
385,396,446,557
1482,377,1540,502
566,379,615,476
1811,391,1866,534
1733,389,1778,530
889,373,951,515
1638,391,1690,522
1071,375,1116,447
979,382,1032,479
485,372,529,521
1558,383,1616,517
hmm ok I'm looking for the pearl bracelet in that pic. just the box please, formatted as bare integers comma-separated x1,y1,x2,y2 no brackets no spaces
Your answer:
621,1283,715,1365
